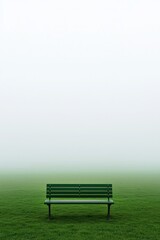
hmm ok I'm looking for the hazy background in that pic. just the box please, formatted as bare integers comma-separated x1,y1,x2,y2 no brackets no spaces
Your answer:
0,0,160,173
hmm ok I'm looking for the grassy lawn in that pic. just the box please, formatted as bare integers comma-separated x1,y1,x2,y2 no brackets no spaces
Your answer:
0,172,160,240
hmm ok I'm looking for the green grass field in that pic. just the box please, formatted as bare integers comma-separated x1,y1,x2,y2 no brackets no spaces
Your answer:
0,171,160,240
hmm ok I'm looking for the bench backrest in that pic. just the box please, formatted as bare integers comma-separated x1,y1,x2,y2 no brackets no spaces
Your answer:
46,184,112,199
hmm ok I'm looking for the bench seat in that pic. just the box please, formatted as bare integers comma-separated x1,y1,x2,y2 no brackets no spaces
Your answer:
44,199,114,204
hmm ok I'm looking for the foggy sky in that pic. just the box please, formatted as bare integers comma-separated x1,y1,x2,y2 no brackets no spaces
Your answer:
1,0,160,172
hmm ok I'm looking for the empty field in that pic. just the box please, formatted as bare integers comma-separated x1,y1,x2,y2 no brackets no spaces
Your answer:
0,172,160,240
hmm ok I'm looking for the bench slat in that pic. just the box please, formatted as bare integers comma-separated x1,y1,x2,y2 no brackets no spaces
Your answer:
47,191,112,194
79,187,112,190
47,187,112,191
47,194,112,198
47,184,80,187
80,184,112,187
47,187,79,190
47,184,112,187
47,191,79,194
45,199,114,204
80,192,112,195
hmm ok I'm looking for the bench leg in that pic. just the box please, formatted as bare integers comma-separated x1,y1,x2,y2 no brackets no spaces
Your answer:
48,204,51,219
107,204,111,220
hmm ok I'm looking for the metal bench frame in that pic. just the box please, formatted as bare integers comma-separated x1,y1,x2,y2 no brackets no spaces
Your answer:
44,184,114,220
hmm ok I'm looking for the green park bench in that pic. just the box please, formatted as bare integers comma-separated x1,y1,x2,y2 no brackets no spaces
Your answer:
44,184,114,219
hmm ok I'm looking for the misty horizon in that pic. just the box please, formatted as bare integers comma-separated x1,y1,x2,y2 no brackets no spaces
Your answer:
1,0,160,172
